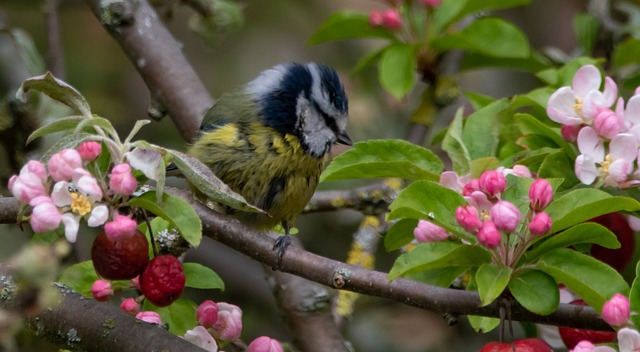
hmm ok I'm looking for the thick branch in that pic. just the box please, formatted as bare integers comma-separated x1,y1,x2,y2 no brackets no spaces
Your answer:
305,183,396,214
83,0,212,142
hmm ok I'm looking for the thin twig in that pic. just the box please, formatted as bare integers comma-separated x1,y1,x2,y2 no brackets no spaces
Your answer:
43,0,65,79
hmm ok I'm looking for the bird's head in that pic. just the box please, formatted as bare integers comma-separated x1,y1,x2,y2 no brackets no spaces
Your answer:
245,62,351,157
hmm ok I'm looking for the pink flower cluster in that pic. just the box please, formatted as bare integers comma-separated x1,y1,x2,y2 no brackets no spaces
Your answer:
547,65,640,188
413,166,554,252
8,141,139,243
182,300,282,352
368,0,441,31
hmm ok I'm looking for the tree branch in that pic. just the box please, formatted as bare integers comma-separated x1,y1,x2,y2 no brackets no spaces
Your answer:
305,183,397,215
83,0,212,142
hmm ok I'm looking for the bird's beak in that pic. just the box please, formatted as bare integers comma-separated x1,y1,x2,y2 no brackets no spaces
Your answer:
336,130,353,146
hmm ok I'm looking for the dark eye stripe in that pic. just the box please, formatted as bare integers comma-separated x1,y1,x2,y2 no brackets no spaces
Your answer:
313,101,341,136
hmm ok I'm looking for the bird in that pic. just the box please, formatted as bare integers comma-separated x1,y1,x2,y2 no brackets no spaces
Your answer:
187,62,351,266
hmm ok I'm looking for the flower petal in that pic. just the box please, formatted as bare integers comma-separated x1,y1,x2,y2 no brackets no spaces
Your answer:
547,87,583,125
573,64,601,97
51,181,73,207
610,133,638,162
618,327,640,352
575,154,599,185
88,205,109,227
577,127,605,161
61,213,81,243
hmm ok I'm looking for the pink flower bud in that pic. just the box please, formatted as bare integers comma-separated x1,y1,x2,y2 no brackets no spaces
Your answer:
104,215,138,240
529,179,553,211
490,201,521,233
248,336,284,352
594,109,621,140
77,141,102,161
477,221,501,248
369,11,384,26
196,300,219,328
381,9,402,30
479,170,507,197
184,326,218,352
561,124,582,142
136,311,162,325
23,160,47,181
413,220,448,243
602,293,630,326
48,148,82,181
9,173,47,204
109,163,137,196
462,179,480,196
212,302,243,341
421,0,441,7
29,197,62,232
529,211,552,236
91,279,113,302
571,341,596,352
120,298,140,315
131,276,140,289
456,205,481,233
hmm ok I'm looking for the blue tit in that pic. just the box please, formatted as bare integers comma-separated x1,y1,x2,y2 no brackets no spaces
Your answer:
188,62,351,264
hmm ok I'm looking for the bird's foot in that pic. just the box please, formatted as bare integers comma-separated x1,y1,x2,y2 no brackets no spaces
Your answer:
273,234,291,269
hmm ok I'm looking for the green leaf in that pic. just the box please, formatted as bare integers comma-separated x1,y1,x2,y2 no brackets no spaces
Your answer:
128,191,203,247
183,262,225,290
536,248,629,311
629,260,640,327
40,133,94,163
18,72,92,118
126,146,165,202
432,18,530,58
320,139,443,182
468,315,500,333
388,242,491,280
509,269,559,315
307,11,395,46
166,149,264,214
537,151,580,192
352,46,387,75
464,92,496,110
476,264,512,306
460,50,550,72
546,190,640,232
58,261,99,297
379,44,417,100
442,108,471,175
27,115,85,144
612,37,640,69
514,113,572,152
143,299,197,336
573,13,599,55
406,266,470,288
469,157,500,178
535,57,602,87
525,223,620,262
463,99,509,160
387,180,467,236
433,0,530,32
73,116,119,141
384,218,418,251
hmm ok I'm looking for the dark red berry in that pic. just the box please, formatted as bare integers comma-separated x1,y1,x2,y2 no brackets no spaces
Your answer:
139,255,185,307
480,338,552,352
558,299,616,349
91,230,149,280
590,213,635,272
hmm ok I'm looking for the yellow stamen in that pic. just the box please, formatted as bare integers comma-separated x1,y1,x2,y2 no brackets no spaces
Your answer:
602,154,612,174
71,193,92,216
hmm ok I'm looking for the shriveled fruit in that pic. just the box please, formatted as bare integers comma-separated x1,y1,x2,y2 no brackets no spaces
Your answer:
559,299,616,349
91,230,149,280
139,255,185,307
480,338,552,352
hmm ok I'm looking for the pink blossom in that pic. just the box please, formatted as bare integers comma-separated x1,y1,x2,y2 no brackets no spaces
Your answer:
120,298,140,315
529,179,553,211
212,302,243,341
561,124,582,142
104,215,138,240
109,163,137,196
529,212,552,236
9,160,48,204
136,311,162,325
413,220,448,243
381,9,402,31
477,221,501,248
593,109,621,139
575,127,604,185
604,134,637,187
465,191,492,213
196,300,219,328
184,326,218,352
455,205,481,233
570,341,595,352
479,170,506,197
48,148,82,181
490,201,521,233
462,179,481,196
77,141,102,161
618,328,640,352
498,165,532,178
91,279,113,302
369,11,384,26
247,336,284,352
73,168,103,200
439,171,471,193
602,293,630,326
29,196,61,233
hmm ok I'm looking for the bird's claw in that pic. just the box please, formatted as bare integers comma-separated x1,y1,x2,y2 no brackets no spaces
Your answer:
273,234,291,269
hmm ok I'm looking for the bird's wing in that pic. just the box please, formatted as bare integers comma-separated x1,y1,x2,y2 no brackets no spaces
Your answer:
200,88,259,132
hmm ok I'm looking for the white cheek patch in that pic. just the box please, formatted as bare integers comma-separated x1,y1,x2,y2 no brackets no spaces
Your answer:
308,63,339,118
